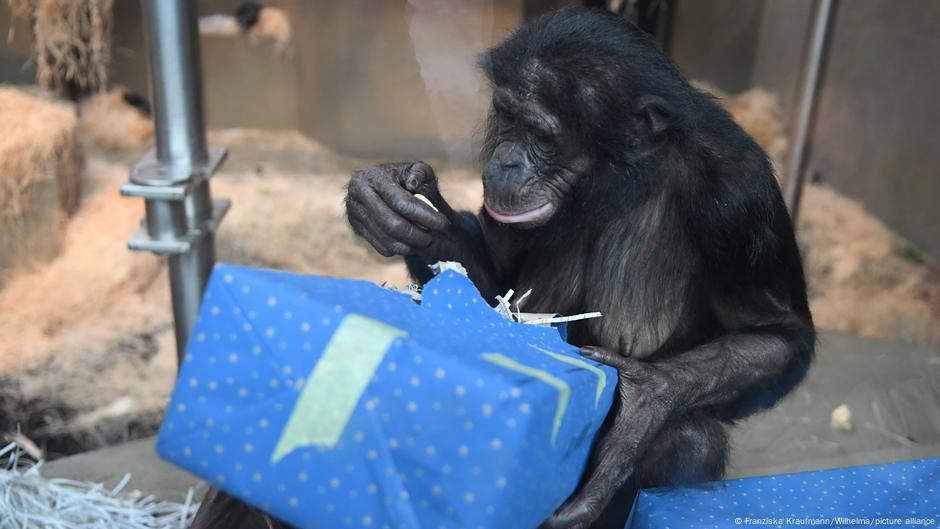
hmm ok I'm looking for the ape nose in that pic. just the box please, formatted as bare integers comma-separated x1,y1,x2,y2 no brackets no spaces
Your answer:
484,142,529,187
492,142,522,172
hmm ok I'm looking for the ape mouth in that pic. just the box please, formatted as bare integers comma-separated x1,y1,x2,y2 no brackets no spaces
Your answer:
484,201,555,225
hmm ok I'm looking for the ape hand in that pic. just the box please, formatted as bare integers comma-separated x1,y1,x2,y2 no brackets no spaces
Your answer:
540,347,677,529
346,162,451,257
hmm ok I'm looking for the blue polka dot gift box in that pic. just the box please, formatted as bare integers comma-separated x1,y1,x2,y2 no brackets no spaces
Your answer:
625,457,940,529
156,263,617,529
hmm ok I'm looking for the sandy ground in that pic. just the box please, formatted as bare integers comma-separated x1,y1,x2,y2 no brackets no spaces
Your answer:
0,89,938,457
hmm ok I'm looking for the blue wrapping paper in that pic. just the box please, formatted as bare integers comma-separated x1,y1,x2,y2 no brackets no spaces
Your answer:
626,458,940,529
157,263,617,529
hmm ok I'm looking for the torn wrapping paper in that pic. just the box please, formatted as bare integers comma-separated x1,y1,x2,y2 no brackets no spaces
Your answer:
156,263,616,529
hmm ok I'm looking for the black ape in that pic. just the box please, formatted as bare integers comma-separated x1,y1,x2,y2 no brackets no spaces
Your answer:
346,8,814,529
234,2,262,33
191,8,813,529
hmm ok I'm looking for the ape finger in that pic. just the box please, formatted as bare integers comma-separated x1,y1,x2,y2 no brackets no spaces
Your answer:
371,176,449,233
353,185,435,248
348,206,396,257
347,195,416,255
581,346,661,388
540,495,603,529
400,161,436,192
356,208,417,256
544,410,638,529
579,346,629,369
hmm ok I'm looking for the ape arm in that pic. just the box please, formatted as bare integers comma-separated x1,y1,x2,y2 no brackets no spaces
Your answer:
654,316,814,419
345,161,508,299
404,210,509,301
544,300,814,529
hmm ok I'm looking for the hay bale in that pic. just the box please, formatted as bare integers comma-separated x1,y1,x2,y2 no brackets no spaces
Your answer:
0,86,80,286
0,158,173,452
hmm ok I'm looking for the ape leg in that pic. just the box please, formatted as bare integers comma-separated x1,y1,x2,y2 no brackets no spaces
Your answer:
634,412,729,488
590,413,728,529
190,488,291,529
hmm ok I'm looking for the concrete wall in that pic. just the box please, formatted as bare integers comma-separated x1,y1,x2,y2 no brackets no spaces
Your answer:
104,0,523,162
0,1,523,161
670,0,940,260
798,1,940,261
0,7,37,85
669,0,766,93
291,0,523,161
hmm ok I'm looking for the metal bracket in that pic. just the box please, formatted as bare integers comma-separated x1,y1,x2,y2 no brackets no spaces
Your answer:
127,198,231,255
122,146,230,256
127,145,228,187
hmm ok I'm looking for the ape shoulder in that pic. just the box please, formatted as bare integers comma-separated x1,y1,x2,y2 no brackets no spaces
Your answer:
670,113,790,266
661,104,809,317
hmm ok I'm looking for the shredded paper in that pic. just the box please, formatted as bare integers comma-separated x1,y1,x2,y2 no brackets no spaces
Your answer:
0,441,199,529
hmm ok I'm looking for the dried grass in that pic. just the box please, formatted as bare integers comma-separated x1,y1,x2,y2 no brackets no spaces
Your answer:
9,0,114,95
0,86,79,216
7,0,113,95
797,184,940,346
0,153,488,442
0,159,175,445
0,151,479,450
211,167,480,287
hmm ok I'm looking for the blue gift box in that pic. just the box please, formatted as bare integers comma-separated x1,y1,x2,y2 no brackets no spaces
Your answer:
626,458,940,529
157,263,617,529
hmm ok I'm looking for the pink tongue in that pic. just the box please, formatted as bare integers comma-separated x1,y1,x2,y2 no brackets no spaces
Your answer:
484,202,553,223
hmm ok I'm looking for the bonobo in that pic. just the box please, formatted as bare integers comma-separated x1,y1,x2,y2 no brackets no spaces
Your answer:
191,7,814,529
345,7,814,529
234,2,262,32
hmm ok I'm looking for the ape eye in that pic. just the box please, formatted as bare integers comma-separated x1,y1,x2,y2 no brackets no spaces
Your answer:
530,134,554,159
532,130,555,148
533,130,554,142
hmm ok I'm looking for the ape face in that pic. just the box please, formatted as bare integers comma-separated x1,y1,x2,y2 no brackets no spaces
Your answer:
478,46,674,230
481,84,588,228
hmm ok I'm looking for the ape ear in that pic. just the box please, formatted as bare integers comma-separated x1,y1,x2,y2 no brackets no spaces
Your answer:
635,94,674,137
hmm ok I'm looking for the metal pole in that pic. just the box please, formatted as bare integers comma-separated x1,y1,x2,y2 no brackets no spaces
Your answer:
783,0,837,221
124,0,228,361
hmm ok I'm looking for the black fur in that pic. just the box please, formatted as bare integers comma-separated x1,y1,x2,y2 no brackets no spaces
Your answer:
121,90,151,116
234,2,263,32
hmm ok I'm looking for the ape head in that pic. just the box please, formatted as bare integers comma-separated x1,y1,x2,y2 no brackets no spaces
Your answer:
234,2,263,32
477,8,691,228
